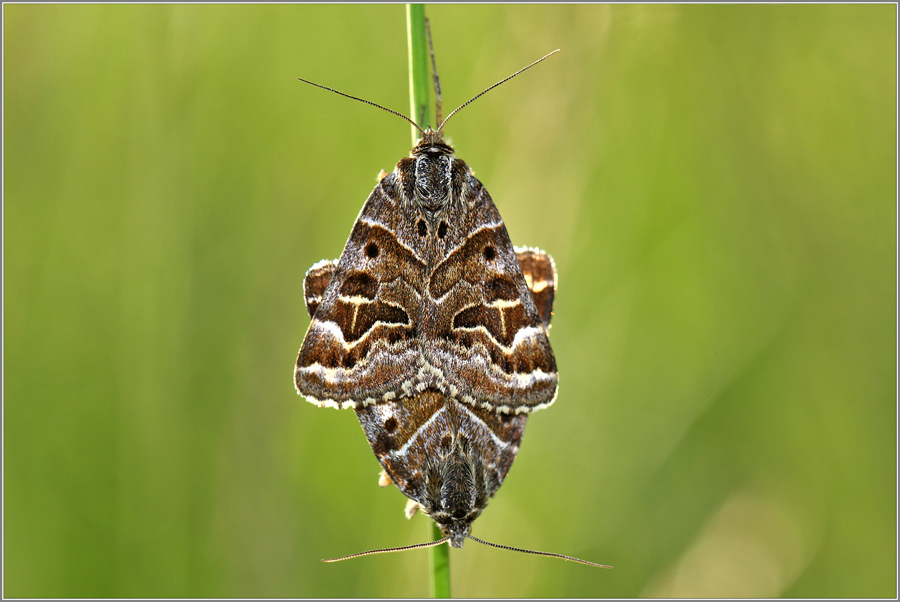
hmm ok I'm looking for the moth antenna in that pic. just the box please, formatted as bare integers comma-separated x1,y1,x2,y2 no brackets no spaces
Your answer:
321,536,450,563
437,49,560,134
466,535,612,568
297,77,425,136
426,17,443,126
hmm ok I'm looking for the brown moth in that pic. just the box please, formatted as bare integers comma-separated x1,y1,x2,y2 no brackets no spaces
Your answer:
294,46,602,563
295,136,558,414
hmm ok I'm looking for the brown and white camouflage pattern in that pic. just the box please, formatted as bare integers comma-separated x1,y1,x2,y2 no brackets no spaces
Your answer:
295,129,558,547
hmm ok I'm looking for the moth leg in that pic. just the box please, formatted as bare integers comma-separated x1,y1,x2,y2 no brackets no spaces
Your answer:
404,498,422,520
378,469,393,488
514,247,558,330
302,259,337,318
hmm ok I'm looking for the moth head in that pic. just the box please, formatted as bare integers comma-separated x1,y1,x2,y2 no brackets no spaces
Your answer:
443,522,471,549
410,129,454,157
414,128,447,148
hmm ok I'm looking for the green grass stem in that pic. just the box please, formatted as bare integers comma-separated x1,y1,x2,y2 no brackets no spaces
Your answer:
406,4,430,144
407,4,450,597
428,522,451,598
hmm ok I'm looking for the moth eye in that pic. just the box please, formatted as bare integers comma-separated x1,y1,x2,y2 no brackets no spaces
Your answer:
365,242,379,258
417,219,427,237
483,246,496,261
438,221,448,239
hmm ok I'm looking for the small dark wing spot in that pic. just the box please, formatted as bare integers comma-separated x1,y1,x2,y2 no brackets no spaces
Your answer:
417,220,428,237
371,432,394,456
384,417,398,433
483,246,496,261
438,221,448,239
365,242,379,258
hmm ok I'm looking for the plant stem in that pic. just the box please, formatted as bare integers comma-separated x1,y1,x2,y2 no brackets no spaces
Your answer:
429,521,451,598
407,4,449,597
406,4,430,144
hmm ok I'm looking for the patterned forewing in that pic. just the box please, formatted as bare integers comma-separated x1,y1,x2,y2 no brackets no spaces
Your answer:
294,175,427,408
355,391,528,507
354,392,445,497
424,180,558,413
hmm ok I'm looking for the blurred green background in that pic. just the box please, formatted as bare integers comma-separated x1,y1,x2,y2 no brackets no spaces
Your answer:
4,4,896,598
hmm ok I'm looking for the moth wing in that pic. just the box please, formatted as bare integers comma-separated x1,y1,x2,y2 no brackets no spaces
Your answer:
426,182,558,414
514,247,557,330
295,176,427,409
302,259,337,318
354,394,447,502
354,393,528,506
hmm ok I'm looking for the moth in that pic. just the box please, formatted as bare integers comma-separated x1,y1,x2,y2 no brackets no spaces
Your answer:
295,45,608,568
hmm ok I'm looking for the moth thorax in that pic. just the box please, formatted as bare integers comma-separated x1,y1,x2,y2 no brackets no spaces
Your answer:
424,448,491,548
413,152,454,218
397,134,470,220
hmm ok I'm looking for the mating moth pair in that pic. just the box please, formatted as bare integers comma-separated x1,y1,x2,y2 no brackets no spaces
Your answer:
294,42,607,567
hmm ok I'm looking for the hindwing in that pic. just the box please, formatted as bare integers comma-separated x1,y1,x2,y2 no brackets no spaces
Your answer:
513,246,557,330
